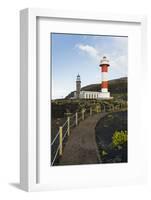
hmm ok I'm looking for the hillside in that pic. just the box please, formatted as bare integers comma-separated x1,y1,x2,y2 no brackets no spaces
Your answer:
65,77,127,99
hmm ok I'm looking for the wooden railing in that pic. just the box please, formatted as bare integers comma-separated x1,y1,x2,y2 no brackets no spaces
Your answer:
51,103,127,165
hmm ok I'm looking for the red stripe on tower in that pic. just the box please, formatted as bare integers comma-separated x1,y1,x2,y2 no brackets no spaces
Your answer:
101,65,108,72
99,56,110,93
101,81,108,88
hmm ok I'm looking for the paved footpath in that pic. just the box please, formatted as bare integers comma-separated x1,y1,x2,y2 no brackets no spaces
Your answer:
59,113,107,166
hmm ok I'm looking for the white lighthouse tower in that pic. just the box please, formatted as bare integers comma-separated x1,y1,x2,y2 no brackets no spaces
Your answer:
99,56,111,99
76,74,81,99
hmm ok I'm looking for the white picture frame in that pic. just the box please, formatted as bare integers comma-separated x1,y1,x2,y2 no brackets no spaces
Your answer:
20,8,147,191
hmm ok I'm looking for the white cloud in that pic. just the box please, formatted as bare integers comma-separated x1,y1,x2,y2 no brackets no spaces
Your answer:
75,39,128,78
76,44,100,61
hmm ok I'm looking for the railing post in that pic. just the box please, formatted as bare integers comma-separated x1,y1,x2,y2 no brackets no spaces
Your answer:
67,117,70,136
96,105,100,113
90,107,92,116
75,112,78,126
59,126,63,156
82,109,84,120
104,105,105,113
95,106,97,113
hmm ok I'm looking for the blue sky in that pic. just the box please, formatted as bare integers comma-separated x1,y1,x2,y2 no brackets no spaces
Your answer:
51,33,128,99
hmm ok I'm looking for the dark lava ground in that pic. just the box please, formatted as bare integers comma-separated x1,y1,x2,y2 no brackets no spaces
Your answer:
95,111,128,163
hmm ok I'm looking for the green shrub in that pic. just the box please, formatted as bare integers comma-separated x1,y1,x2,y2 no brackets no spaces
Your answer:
112,130,127,147
102,150,108,156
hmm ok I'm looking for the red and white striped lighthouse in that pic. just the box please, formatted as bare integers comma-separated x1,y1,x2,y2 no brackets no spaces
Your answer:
99,56,111,99
100,56,110,93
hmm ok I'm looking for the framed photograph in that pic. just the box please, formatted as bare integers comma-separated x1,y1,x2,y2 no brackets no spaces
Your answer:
20,8,147,191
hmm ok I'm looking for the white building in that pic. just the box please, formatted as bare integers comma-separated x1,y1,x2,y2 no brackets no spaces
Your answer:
73,90,101,99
